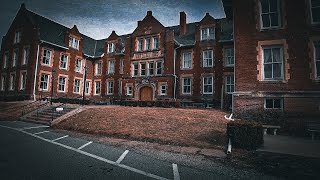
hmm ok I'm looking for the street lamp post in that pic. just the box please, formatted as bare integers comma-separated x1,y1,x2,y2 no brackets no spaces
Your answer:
51,69,56,105
82,65,88,105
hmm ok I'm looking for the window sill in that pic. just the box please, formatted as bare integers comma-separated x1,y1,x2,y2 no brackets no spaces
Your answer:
181,68,192,70
224,65,234,68
41,64,52,67
259,80,286,84
203,66,214,68
260,26,284,32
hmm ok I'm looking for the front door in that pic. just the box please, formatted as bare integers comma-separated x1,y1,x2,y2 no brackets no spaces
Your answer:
140,86,153,101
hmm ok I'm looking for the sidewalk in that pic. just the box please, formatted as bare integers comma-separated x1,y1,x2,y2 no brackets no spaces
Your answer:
257,135,320,158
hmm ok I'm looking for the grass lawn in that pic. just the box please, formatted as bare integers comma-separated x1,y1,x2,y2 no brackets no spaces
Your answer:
53,106,229,149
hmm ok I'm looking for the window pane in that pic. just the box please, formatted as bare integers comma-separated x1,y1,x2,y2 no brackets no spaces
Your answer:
311,0,320,7
315,44,320,59
316,61,320,77
261,0,269,13
263,49,272,63
273,63,282,78
262,14,270,27
274,99,281,108
264,64,272,78
270,13,279,26
265,99,273,108
272,48,281,62
269,0,278,12
312,7,320,22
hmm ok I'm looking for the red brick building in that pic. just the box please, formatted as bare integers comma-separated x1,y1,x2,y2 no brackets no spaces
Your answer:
0,4,234,108
223,0,320,118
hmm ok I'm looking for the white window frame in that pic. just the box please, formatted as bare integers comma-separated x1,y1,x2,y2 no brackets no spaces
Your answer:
40,74,49,91
85,81,91,95
145,38,151,50
133,63,138,76
201,27,215,40
60,54,68,70
138,39,144,51
262,46,284,80
160,84,167,95
75,59,82,73
120,59,124,74
182,77,192,95
14,31,21,44
9,73,15,91
203,76,214,95
107,43,115,53
140,63,146,76
3,52,8,69
225,75,235,94
260,0,282,29
42,49,52,66
12,49,18,67
310,0,320,24
225,48,234,67
69,36,80,50
203,50,214,67
107,80,114,95
153,37,159,49
94,81,101,95
183,52,192,69
108,60,115,74
314,42,320,79
0,75,6,91
74,79,81,94
20,71,27,90
22,47,29,65
127,85,133,96
95,62,102,76
148,62,154,76
264,98,283,110
156,61,162,75
58,76,67,92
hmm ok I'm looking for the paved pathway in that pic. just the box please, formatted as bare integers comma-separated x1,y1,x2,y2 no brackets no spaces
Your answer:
257,135,320,158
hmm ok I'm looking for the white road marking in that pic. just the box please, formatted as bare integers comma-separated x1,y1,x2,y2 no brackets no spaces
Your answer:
52,135,69,142
22,125,49,130
34,130,50,135
172,163,180,180
116,150,129,164
77,141,92,150
0,124,169,180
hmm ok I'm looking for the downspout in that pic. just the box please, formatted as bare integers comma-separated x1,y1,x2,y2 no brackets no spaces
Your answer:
232,6,235,114
33,42,41,101
173,45,181,101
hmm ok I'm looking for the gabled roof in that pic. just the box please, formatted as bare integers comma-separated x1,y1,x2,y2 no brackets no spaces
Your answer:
167,22,198,46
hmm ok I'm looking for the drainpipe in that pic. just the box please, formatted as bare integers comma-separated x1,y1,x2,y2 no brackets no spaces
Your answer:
173,45,181,101
33,42,41,101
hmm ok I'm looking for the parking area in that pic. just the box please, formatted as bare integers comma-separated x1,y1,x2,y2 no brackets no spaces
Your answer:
0,121,229,180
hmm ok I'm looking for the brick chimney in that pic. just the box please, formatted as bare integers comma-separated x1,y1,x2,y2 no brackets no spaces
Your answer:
180,12,187,35
147,11,152,16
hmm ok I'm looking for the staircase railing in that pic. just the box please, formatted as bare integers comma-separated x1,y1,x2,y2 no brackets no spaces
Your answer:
21,96,50,116
50,95,68,123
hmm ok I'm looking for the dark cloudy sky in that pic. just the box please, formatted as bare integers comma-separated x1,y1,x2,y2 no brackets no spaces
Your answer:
0,0,225,40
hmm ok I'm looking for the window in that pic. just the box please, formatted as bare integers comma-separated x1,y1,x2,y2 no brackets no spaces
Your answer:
225,48,234,66
60,54,68,70
58,77,66,92
95,62,102,75
22,47,29,65
133,63,138,76
85,81,91,94
315,42,320,78
108,60,115,74
265,98,283,109
203,76,214,94
260,0,281,29
182,77,192,95
138,39,144,51
13,49,18,67
3,52,8,69
183,52,192,69
14,31,21,44
40,74,49,91
20,72,26,90
74,79,81,93
140,63,146,76
156,61,162,75
1,75,6,91
108,43,115,53
203,50,213,67
311,0,320,24
9,74,15,90
160,84,167,95
69,36,80,49
146,38,151,50
76,59,82,73
201,27,215,40
120,59,124,74
127,85,133,96
148,62,154,76
95,81,101,95
42,49,52,65
225,75,235,94
107,80,114,95
263,46,283,80
153,37,159,49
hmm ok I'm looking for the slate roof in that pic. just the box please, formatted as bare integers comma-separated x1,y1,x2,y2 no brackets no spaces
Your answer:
220,18,234,42
167,23,198,46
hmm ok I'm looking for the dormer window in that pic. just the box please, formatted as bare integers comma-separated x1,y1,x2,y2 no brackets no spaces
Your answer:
107,43,115,53
14,31,21,44
201,27,215,40
310,0,320,24
69,36,80,50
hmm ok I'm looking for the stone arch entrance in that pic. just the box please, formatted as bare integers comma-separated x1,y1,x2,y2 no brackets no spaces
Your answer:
139,86,153,101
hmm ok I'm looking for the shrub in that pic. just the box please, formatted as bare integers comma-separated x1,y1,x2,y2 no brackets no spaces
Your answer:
227,120,264,150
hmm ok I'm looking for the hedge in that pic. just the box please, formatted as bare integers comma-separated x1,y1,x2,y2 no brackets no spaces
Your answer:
227,120,264,150
117,100,181,108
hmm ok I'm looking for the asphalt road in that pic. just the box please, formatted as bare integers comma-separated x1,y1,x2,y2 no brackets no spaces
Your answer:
0,121,232,180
